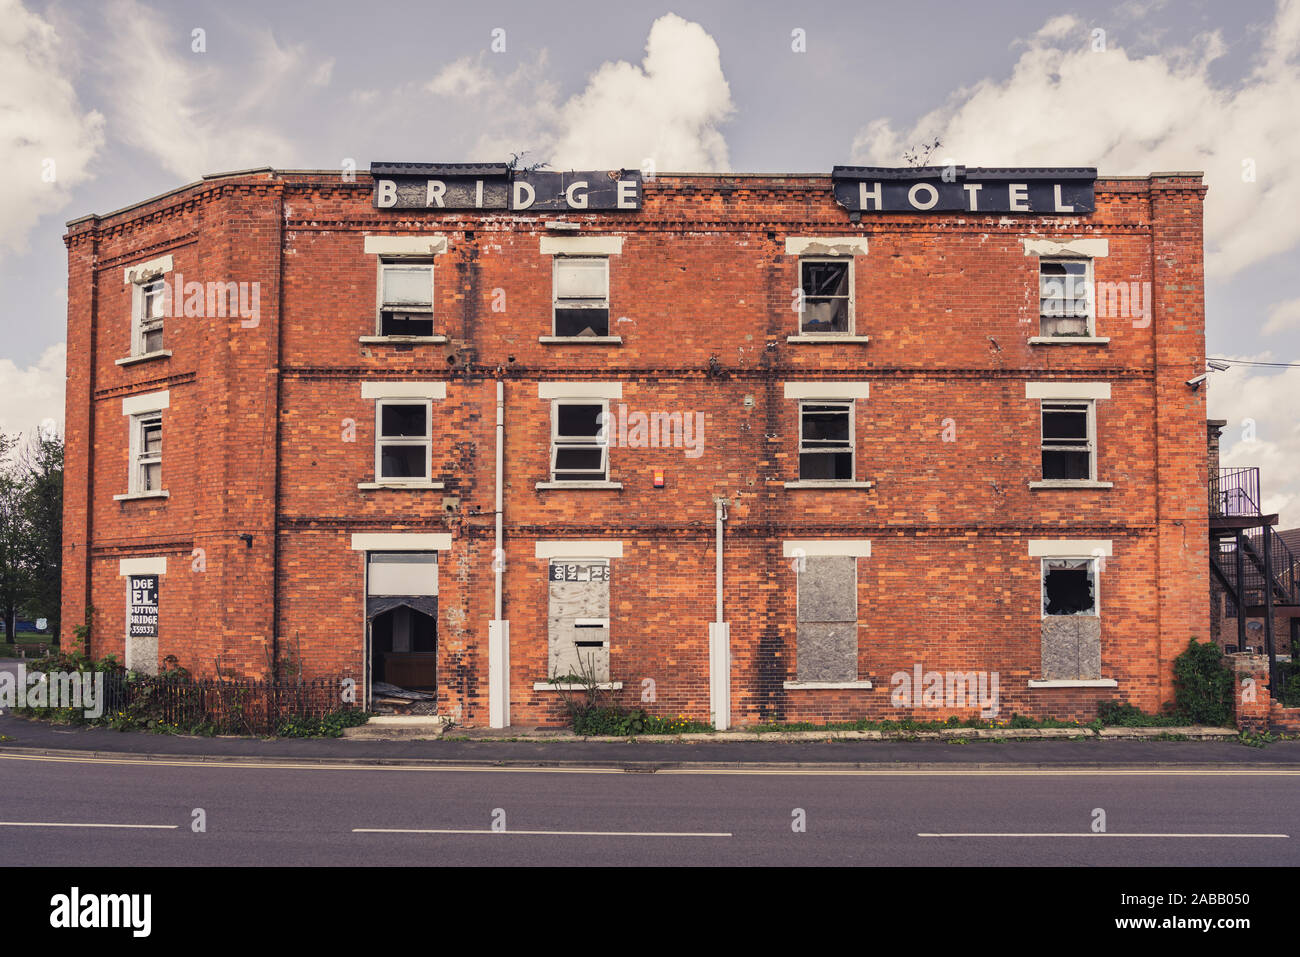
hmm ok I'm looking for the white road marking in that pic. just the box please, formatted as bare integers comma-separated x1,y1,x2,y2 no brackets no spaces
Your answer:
0,821,178,829
354,827,731,837
919,832,1289,838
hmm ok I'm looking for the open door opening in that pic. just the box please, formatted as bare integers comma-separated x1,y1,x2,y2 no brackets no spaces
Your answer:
365,552,438,714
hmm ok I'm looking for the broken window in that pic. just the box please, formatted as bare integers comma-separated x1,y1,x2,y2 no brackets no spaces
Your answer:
1038,258,1092,337
799,258,852,334
799,401,854,480
378,261,434,337
1042,558,1097,616
553,257,610,337
551,401,609,482
134,277,166,355
131,413,163,493
376,399,431,481
796,555,858,681
1040,400,1094,480
548,560,611,682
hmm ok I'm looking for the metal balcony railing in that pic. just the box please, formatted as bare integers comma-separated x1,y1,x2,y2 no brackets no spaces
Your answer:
1210,467,1262,518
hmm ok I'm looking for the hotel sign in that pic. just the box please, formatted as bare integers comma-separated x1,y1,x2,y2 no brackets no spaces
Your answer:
371,162,643,212
832,166,1096,214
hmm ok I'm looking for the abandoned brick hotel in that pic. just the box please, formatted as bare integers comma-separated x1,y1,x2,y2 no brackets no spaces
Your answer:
62,162,1210,728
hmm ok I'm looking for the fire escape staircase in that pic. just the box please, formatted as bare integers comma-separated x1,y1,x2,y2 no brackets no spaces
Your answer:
1209,468,1299,693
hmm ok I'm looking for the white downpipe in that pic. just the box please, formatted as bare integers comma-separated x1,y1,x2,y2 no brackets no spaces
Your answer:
489,380,510,728
709,497,731,730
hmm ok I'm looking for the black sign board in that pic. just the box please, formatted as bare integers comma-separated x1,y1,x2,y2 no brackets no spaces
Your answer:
371,162,642,212
128,575,159,638
832,166,1096,214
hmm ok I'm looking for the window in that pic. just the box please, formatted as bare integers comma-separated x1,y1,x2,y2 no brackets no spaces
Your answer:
798,258,852,335
1042,558,1098,616
1040,401,1095,481
796,555,858,681
798,401,854,480
378,261,434,337
375,399,431,482
547,559,611,682
131,413,163,493
550,401,608,482
133,278,167,355
553,257,609,337
1038,258,1093,337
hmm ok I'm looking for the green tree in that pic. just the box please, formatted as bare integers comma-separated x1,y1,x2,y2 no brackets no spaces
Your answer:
0,432,27,643
19,432,63,638
0,429,64,644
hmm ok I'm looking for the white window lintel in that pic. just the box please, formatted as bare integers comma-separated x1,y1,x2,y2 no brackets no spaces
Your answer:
1028,540,1113,558
782,540,871,558
119,557,167,576
123,255,174,285
784,382,870,400
535,541,623,559
1025,382,1110,401
122,390,170,416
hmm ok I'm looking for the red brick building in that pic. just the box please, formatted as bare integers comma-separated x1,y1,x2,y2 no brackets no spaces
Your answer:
62,163,1210,728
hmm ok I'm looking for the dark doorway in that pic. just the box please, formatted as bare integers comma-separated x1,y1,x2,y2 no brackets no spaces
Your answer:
370,604,437,691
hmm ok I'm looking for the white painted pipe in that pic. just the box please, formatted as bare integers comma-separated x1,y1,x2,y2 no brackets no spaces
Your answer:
495,379,504,620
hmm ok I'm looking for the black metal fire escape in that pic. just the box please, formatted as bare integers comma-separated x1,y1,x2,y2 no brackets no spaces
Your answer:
1209,467,1300,695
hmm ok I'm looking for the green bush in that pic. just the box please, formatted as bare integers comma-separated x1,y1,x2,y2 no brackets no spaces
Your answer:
1171,638,1235,726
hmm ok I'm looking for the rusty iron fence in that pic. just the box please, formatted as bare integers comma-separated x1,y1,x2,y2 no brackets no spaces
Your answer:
98,673,355,734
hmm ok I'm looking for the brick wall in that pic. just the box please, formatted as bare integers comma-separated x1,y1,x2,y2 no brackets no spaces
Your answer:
64,169,1210,726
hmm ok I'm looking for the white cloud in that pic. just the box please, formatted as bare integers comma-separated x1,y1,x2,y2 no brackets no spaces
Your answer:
425,13,734,171
0,0,104,254
1263,297,1300,335
98,0,327,180
0,342,65,441
1208,356,1300,527
851,0,1300,279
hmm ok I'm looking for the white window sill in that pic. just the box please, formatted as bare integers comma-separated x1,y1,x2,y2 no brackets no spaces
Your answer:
357,481,445,490
359,335,447,344
115,350,173,366
784,480,874,489
786,335,871,344
1028,336,1110,345
783,680,873,690
535,481,623,490
1027,679,1118,689
113,491,170,501
534,681,623,691
537,336,623,345
1028,480,1114,490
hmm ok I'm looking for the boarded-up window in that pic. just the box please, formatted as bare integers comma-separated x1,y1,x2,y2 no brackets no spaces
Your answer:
379,261,434,337
547,560,610,681
1039,557,1102,680
368,552,437,597
553,257,610,337
796,555,858,682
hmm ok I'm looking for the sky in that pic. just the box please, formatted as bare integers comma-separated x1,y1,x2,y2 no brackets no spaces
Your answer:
2,0,1298,520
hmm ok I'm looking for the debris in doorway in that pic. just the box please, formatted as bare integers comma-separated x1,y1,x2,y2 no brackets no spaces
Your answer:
372,681,434,701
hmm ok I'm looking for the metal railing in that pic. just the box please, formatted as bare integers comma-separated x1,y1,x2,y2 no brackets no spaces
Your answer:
1210,467,1262,517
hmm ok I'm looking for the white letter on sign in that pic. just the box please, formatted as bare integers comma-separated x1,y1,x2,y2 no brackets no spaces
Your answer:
858,181,882,210
1053,184,1075,213
513,181,535,210
376,180,397,208
425,180,446,207
1008,183,1029,211
565,181,589,209
617,180,637,209
908,182,938,210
